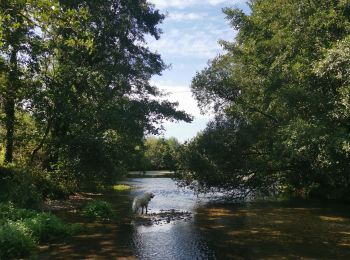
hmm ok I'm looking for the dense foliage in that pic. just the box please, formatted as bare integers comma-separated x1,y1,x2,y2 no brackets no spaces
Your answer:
177,0,350,200
0,0,190,191
0,1,190,253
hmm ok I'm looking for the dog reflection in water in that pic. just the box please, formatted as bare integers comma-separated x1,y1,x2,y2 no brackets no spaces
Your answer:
132,192,155,214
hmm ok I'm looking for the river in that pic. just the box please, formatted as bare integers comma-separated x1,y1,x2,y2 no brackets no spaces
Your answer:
40,177,350,259
127,178,216,260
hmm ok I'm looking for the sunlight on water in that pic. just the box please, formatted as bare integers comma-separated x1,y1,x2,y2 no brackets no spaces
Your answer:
125,178,216,260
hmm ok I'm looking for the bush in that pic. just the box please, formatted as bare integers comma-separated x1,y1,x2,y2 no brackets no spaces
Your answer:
0,166,42,208
83,200,115,221
32,169,77,200
23,212,78,242
0,166,77,208
0,202,37,225
0,202,79,242
0,221,37,259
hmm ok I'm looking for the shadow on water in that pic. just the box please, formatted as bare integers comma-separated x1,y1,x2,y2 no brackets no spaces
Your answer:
40,177,350,259
195,201,350,259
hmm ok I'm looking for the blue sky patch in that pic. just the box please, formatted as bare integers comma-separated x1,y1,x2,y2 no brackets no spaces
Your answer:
148,0,249,142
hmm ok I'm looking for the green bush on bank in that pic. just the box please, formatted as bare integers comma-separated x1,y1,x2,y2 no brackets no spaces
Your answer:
83,200,115,221
23,212,80,242
0,166,42,208
0,166,76,209
0,202,80,259
0,203,37,224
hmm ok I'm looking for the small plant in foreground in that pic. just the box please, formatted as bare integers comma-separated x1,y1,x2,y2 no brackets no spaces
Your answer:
83,200,115,221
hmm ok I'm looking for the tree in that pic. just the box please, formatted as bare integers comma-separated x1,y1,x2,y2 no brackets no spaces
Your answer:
178,0,350,200
0,0,191,189
145,137,181,170
131,137,181,171
26,0,191,185
0,0,42,163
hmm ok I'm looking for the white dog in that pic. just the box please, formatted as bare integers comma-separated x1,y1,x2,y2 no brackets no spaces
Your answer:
132,192,155,214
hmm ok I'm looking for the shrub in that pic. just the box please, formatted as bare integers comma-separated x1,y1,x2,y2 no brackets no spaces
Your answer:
0,202,37,224
0,202,81,243
0,166,77,207
0,166,42,208
32,169,76,200
0,221,37,259
83,200,115,221
23,212,76,242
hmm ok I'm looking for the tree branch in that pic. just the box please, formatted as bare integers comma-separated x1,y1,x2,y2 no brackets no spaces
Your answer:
30,119,51,164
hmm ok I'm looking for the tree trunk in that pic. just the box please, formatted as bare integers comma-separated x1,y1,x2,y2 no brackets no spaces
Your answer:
4,48,18,164
4,95,15,163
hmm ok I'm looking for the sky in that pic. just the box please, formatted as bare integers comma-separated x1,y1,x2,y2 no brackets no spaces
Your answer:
147,0,249,142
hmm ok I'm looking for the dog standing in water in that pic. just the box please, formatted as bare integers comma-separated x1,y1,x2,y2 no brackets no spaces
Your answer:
132,192,155,214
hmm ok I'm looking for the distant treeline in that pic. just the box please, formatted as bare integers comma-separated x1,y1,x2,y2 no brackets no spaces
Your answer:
130,137,180,171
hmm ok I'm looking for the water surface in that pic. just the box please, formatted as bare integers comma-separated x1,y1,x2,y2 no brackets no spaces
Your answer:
127,178,350,259
126,178,215,259
40,177,350,259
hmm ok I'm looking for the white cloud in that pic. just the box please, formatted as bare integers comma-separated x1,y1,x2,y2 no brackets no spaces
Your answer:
168,12,207,21
207,0,232,5
148,26,236,59
154,83,212,119
145,0,247,141
148,81,213,142
149,0,245,9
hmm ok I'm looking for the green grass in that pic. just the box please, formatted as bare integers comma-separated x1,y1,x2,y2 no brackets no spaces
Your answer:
112,184,132,191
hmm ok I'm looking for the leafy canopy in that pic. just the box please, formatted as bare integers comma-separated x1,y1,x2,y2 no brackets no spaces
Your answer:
177,0,350,200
